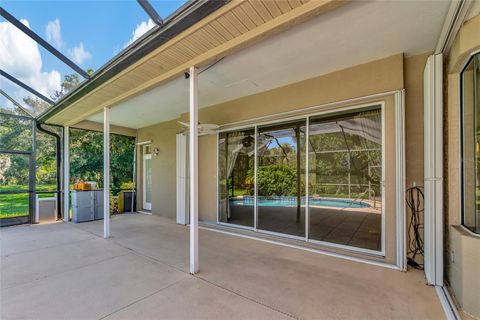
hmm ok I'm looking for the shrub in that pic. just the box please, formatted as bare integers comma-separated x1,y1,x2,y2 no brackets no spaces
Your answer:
256,165,298,196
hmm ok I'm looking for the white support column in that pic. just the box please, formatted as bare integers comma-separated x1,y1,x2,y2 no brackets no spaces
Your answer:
63,126,70,222
424,54,443,285
189,66,199,274
104,107,110,239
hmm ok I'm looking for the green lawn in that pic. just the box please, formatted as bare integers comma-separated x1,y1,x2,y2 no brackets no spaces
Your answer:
0,185,56,219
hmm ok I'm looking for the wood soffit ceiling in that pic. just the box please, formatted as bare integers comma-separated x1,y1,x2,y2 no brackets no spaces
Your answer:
49,0,345,126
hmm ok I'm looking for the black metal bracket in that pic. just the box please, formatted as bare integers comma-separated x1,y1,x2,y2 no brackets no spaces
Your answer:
137,0,163,25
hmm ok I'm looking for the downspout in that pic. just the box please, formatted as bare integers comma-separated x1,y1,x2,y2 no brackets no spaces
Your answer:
36,123,62,219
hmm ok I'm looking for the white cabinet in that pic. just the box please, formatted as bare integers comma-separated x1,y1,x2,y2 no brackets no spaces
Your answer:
72,190,104,223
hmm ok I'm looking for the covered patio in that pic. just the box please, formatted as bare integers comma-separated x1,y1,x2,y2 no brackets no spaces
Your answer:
1,213,444,319
3,0,480,318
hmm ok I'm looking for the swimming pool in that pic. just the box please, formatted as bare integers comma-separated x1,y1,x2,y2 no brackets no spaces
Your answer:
229,197,370,209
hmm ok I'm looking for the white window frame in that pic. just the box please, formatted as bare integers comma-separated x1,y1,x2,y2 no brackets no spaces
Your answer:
459,50,480,237
215,92,406,268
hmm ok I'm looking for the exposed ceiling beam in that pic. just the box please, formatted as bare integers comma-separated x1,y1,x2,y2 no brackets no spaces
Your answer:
1,69,55,104
137,0,163,25
0,7,90,79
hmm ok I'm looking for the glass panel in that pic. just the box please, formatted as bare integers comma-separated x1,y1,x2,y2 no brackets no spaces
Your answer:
145,156,152,204
0,153,31,225
462,54,480,233
257,121,306,237
218,129,255,227
0,114,33,151
308,108,382,251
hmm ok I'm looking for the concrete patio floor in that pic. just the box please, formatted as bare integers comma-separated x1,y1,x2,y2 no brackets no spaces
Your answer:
1,213,445,319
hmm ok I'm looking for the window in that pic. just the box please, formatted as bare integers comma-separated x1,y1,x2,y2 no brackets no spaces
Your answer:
461,53,480,234
217,106,384,252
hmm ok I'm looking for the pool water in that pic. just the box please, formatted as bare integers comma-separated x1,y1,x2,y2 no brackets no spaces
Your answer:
229,197,370,209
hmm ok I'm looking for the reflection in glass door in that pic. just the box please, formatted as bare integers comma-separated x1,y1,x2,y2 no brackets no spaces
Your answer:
217,106,384,253
308,108,383,251
218,129,255,228
257,120,306,237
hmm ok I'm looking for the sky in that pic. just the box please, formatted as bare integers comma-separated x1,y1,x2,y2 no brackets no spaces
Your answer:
0,0,187,116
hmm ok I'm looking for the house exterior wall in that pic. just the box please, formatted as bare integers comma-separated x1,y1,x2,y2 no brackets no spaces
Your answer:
445,13,480,318
136,52,431,265
137,120,183,218
72,120,137,137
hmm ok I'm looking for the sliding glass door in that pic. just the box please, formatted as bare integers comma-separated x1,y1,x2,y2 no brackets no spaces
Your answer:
218,129,255,228
218,106,383,252
308,109,383,251
256,121,306,237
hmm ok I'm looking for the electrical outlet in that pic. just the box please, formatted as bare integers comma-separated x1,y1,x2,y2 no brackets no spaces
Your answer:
450,250,455,263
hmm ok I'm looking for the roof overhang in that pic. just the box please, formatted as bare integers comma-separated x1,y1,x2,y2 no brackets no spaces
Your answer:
39,0,346,126
37,0,229,123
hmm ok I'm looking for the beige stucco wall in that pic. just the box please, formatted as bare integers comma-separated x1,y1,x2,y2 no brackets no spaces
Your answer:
445,13,480,318
199,134,217,222
191,54,404,126
404,53,430,188
136,120,183,219
403,53,430,266
72,120,137,137
136,51,440,266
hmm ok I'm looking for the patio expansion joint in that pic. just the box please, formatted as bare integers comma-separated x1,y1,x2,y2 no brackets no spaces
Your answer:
194,274,299,320
95,228,300,319
98,277,186,320
2,250,132,290
1,233,98,258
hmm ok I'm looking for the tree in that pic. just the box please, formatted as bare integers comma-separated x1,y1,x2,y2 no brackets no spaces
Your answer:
0,114,33,185
69,128,135,194
1,69,134,192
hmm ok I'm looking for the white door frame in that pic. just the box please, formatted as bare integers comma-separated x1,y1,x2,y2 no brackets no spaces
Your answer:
142,145,152,211
215,92,406,269
424,53,444,286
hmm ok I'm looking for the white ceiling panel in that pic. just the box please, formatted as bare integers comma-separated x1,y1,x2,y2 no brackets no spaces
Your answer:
88,0,451,129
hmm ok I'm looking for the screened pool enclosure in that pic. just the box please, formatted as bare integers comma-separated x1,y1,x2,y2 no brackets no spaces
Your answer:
218,106,383,252
0,2,180,227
